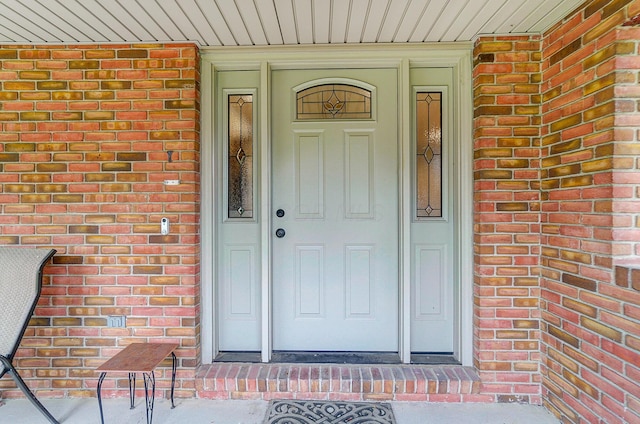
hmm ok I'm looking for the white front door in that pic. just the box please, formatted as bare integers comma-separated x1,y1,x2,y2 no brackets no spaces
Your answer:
271,68,398,351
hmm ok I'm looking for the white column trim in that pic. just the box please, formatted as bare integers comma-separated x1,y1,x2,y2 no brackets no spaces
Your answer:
260,61,272,362
456,51,474,367
200,60,216,363
400,57,412,364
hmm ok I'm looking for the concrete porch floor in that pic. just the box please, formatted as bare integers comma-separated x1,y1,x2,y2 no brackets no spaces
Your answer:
0,397,561,424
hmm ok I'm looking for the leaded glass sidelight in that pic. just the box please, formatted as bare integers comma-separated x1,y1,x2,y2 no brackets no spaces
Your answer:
416,92,442,218
297,84,371,120
228,94,253,219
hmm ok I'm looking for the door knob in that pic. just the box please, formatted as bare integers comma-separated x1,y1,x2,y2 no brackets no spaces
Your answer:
276,209,285,217
275,228,286,238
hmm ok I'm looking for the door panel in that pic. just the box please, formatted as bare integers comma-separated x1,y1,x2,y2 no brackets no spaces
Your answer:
296,245,324,316
345,132,374,218
415,245,446,319
410,67,456,353
216,70,261,351
295,131,324,217
224,245,257,316
272,68,398,352
345,245,374,317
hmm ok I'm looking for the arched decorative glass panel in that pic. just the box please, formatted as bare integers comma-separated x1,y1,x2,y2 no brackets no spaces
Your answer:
296,84,371,120
416,92,442,218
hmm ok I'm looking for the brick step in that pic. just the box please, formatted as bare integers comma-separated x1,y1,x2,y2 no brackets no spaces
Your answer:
195,363,488,402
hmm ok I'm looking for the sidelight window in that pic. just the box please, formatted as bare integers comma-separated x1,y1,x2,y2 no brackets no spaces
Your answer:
227,94,254,219
416,92,442,219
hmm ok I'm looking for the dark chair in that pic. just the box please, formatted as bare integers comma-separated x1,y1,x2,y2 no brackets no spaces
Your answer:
0,247,59,424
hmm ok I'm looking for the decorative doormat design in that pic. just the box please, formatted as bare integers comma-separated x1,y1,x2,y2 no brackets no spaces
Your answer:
263,399,397,424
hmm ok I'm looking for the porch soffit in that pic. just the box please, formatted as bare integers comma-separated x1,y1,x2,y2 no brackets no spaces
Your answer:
0,0,584,46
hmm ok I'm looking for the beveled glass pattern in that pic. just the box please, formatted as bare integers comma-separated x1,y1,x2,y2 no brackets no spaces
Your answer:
228,94,253,219
416,92,442,218
297,84,371,120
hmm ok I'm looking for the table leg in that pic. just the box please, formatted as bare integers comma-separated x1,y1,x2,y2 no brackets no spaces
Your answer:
142,371,156,424
128,372,136,409
97,372,107,424
170,352,177,409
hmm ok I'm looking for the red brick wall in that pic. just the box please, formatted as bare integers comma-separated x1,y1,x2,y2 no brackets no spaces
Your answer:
473,36,544,404
0,44,200,399
474,0,640,417
540,0,640,422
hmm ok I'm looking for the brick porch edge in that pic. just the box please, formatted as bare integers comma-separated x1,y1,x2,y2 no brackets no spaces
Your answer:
195,363,489,402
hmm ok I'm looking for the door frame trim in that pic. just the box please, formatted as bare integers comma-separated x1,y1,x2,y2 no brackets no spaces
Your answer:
200,44,473,366
259,62,272,362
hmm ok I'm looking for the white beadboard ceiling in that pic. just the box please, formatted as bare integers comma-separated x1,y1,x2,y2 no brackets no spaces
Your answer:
0,0,584,46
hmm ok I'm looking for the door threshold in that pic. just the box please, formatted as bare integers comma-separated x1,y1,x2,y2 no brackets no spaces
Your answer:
272,351,401,364
411,353,460,365
215,351,459,365
215,351,261,363
215,351,400,364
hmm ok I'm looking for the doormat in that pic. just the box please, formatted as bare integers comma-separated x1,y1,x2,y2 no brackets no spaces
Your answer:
262,399,397,424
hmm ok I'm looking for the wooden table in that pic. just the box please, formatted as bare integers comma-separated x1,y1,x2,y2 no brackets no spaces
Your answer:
96,343,179,424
